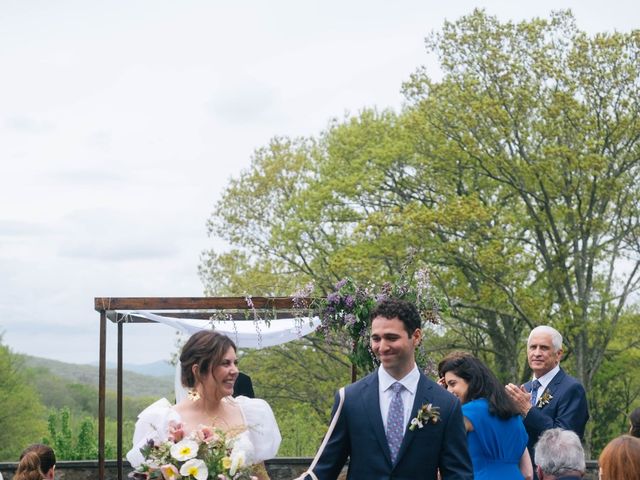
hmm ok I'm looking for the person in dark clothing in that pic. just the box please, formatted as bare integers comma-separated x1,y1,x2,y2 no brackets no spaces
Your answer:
233,371,255,398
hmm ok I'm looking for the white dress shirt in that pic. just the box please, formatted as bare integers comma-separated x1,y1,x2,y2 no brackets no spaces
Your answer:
532,364,560,399
378,364,420,431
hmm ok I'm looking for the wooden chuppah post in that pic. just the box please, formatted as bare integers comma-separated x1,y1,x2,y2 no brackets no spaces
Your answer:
94,296,313,480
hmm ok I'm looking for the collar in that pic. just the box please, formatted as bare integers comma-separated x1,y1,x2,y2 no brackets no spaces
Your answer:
378,364,420,395
534,365,560,390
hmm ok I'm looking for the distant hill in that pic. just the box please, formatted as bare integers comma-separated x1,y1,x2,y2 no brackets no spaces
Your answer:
96,359,176,377
19,354,174,398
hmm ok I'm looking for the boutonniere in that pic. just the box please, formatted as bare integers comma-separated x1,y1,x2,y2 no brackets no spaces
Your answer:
537,390,553,408
409,403,440,431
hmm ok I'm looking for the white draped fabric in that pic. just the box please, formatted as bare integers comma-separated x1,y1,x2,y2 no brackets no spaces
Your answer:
119,310,320,348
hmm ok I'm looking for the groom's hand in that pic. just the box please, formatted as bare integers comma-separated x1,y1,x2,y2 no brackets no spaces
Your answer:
505,383,532,417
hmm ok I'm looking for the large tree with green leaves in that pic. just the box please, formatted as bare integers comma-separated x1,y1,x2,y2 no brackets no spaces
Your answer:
402,9,640,392
202,9,640,452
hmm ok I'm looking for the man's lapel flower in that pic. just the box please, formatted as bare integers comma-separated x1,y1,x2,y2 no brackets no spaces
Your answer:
537,390,553,408
409,403,440,431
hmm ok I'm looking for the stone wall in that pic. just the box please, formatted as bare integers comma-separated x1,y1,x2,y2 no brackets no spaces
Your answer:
0,458,599,479
0,458,312,480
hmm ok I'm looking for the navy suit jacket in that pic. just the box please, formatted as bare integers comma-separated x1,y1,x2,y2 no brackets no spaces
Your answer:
305,370,473,480
524,368,589,475
233,372,255,398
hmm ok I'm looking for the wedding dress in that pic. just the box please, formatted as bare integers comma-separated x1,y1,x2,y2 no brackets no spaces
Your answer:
126,396,281,468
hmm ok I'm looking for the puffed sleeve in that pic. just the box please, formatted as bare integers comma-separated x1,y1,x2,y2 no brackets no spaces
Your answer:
235,396,282,462
126,398,179,467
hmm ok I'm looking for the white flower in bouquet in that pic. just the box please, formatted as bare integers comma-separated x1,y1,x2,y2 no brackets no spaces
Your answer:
170,438,199,461
229,434,253,476
180,458,208,480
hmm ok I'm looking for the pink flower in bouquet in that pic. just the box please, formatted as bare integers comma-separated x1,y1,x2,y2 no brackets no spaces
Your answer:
160,464,180,480
195,424,219,444
167,420,185,442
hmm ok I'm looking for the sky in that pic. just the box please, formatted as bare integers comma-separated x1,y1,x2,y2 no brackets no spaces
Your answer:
1,0,637,366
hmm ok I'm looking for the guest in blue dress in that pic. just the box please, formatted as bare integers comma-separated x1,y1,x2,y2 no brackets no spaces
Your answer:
438,352,533,480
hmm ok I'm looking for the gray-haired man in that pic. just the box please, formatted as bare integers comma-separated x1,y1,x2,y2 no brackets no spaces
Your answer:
534,428,585,479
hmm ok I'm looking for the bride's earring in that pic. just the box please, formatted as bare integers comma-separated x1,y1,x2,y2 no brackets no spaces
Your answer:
187,388,201,402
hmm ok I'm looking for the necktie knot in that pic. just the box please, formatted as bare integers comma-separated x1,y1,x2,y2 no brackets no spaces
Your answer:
531,379,541,390
391,382,404,394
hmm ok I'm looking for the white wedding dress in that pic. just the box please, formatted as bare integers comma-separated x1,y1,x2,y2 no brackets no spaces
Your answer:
126,396,282,468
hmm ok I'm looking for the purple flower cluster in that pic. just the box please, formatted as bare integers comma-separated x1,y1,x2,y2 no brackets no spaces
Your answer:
327,292,341,305
344,295,355,308
292,281,315,309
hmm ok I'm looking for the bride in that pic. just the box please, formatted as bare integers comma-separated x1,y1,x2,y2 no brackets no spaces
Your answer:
127,330,281,480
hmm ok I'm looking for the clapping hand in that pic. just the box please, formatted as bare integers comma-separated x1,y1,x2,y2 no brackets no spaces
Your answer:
505,383,532,416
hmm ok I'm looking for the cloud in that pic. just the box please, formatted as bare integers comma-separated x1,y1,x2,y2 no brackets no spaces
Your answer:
59,241,178,261
207,78,280,123
0,220,47,236
55,208,180,261
44,168,124,185
4,115,55,134
86,130,113,151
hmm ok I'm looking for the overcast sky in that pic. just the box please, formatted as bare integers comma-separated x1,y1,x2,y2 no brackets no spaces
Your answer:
1,0,637,366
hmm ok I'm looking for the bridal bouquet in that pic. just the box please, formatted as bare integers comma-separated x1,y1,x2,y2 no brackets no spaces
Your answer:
130,421,257,480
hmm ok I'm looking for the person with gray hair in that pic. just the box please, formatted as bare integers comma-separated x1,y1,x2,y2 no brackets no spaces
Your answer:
534,428,585,479
506,325,589,480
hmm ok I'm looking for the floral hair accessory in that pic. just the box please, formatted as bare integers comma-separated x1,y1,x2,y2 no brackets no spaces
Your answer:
409,403,440,431
537,390,553,408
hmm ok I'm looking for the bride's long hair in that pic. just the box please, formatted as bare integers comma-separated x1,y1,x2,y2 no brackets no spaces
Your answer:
14,444,56,480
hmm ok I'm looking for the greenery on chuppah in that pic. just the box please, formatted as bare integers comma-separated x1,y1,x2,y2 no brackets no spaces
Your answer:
312,269,443,375
201,10,640,455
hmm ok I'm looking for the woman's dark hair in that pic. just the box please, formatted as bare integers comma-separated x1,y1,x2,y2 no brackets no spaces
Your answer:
15,444,56,480
437,351,519,419
180,330,237,388
629,407,640,438
370,298,421,337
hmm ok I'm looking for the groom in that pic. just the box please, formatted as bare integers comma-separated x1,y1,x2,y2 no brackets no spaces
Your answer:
302,298,473,480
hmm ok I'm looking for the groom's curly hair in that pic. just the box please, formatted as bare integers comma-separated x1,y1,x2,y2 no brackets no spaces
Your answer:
370,298,421,336
180,330,236,388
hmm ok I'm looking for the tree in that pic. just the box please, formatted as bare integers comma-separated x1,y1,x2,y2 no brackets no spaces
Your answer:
201,9,640,452
402,9,640,392
44,407,115,460
200,136,323,296
0,341,47,460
